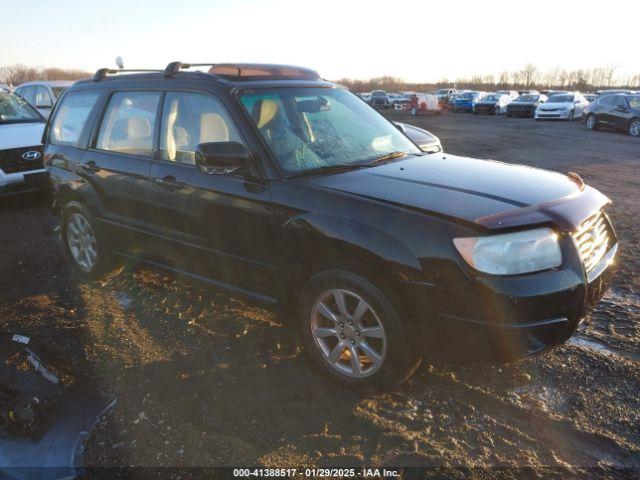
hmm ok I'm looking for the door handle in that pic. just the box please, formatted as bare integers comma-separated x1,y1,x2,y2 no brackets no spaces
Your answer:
80,161,100,173
155,175,184,191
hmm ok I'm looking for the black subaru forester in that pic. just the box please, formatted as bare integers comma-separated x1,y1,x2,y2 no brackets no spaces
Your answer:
44,62,617,388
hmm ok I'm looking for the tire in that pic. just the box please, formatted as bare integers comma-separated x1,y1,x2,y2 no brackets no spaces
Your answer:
507,113,512,118
410,107,417,116
568,109,575,121
628,118,640,137
585,114,598,131
61,203,114,279
298,270,417,390
494,106,500,116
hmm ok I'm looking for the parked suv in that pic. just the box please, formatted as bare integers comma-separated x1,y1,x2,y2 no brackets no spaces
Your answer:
44,62,617,388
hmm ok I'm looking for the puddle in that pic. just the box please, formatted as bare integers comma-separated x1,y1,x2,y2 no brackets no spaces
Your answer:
567,336,640,363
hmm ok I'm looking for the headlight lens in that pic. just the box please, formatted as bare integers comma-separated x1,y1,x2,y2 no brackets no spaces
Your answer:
453,228,562,275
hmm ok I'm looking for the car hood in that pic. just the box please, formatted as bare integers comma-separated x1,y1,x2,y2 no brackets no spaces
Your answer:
307,153,583,228
0,122,45,149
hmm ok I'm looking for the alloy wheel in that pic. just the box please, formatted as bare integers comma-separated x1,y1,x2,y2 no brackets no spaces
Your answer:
66,213,98,272
586,114,596,130
310,289,387,379
629,119,640,137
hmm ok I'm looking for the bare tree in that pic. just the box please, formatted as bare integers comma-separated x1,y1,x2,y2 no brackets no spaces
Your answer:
0,64,91,86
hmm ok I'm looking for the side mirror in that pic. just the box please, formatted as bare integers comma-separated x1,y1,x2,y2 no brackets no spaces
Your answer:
394,122,406,133
195,142,250,175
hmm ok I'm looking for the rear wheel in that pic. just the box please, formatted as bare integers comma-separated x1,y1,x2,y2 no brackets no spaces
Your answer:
62,204,114,279
494,105,500,115
628,118,640,137
298,271,417,389
585,114,598,130
568,109,575,121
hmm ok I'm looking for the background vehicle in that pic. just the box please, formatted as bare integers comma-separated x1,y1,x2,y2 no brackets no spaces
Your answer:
507,94,548,117
0,84,13,93
435,88,458,109
0,91,47,197
393,93,415,110
535,92,588,120
15,80,74,118
585,93,640,137
409,93,441,115
473,93,512,115
394,122,442,153
370,90,391,108
452,91,486,112
584,93,597,103
496,90,520,100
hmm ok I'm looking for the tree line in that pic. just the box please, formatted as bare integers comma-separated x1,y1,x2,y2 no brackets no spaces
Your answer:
336,64,640,93
0,64,91,86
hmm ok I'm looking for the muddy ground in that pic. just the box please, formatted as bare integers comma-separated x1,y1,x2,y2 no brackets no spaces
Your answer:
0,111,638,479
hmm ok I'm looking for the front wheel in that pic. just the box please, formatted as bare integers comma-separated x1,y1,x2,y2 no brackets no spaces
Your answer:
585,114,598,130
410,107,417,116
628,118,640,137
298,271,416,389
568,109,575,121
494,106,500,115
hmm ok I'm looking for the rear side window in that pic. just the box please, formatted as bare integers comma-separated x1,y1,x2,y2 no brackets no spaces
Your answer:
50,91,101,146
96,92,161,157
159,92,242,164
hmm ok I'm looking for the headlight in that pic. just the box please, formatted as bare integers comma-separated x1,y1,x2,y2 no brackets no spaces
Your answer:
453,228,562,275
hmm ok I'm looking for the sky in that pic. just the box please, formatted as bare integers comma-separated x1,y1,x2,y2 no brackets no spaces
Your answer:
2,0,639,82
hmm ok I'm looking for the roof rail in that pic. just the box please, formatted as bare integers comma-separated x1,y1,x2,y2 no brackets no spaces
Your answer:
93,68,163,82
164,62,217,78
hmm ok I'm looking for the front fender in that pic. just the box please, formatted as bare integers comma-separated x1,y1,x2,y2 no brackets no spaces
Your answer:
278,213,423,281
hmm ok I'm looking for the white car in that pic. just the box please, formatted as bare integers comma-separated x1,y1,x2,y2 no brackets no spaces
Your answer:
535,92,589,120
0,84,13,93
0,91,48,197
15,80,74,118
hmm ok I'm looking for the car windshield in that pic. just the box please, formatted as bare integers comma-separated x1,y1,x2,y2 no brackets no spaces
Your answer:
484,95,500,101
517,95,538,102
0,92,43,125
548,95,574,103
460,92,476,99
240,87,421,175
371,91,386,97
436,89,449,95
629,96,640,109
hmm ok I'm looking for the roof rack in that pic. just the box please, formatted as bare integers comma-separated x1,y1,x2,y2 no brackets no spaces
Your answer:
93,68,163,82
163,61,321,81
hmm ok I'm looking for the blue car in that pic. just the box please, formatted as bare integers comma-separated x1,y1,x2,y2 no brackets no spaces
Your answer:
452,91,486,113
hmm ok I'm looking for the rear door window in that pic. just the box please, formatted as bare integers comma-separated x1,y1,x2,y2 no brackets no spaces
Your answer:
50,91,101,146
96,92,161,157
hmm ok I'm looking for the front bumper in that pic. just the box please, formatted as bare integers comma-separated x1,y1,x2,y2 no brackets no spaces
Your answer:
403,238,618,358
0,169,49,197
508,105,535,116
535,109,573,119
474,104,498,114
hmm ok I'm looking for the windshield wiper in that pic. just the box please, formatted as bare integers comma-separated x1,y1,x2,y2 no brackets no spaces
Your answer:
366,151,409,165
287,163,369,178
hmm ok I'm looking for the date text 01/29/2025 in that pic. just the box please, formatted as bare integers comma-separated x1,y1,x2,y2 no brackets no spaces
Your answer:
232,468,400,477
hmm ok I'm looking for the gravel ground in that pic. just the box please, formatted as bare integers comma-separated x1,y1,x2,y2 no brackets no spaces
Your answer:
0,110,638,479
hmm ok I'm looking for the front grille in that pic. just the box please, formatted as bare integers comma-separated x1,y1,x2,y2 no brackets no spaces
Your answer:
573,211,612,272
0,146,43,174
475,104,496,113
